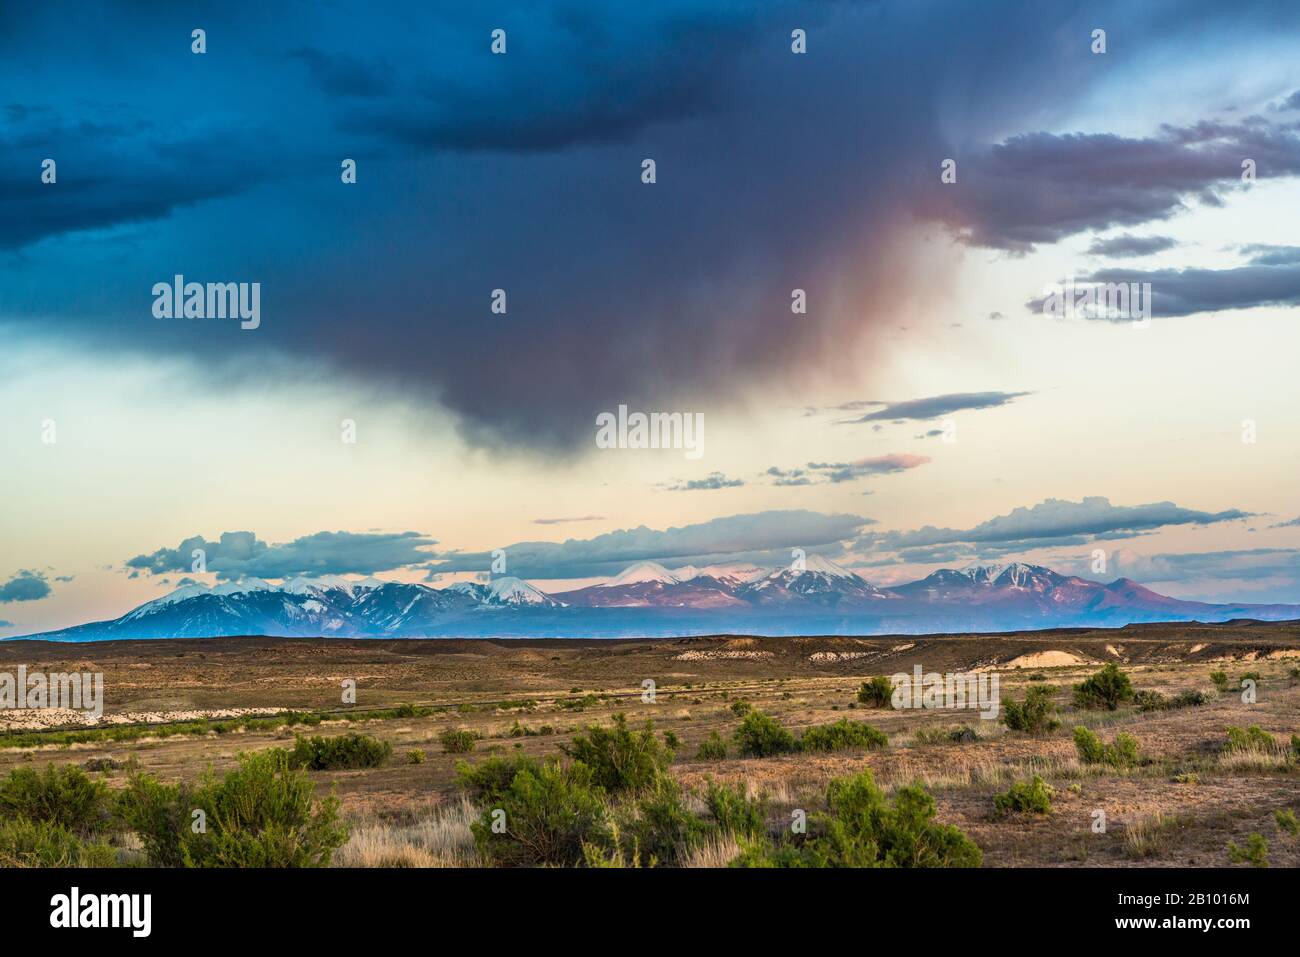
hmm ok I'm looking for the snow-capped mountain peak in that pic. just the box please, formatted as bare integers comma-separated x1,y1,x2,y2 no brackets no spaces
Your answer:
486,576,559,606
18,560,1300,643
604,561,679,587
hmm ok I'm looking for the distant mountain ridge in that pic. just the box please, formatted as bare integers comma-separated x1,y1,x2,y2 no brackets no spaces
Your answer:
15,561,1300,641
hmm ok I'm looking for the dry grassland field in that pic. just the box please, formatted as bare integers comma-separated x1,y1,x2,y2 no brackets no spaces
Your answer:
2,621,1297,871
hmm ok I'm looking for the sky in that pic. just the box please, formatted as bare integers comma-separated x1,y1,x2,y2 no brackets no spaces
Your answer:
2,0,1300,635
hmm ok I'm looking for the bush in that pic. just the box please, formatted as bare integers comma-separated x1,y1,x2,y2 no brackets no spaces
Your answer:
1223,725,1280,755
704,780,768,838
1210,670,1229,692
695,731,727,761
994,775,1053,815
560,713,671,795
456,755,541,805
117,750,348,867
857,676,894,708
729,700,752,716
1001,686,1059,733
799,720,888,753
0,765,112,836
1073,727,1140,768
469,759,609,867
1227,833,1268,867
289,732,393,769
0,818,116,868
1134,689,1206,712
1073,663,1134,711
406,749,426,765
1275,809,1298,837
734,769,981,868
616,776,707,866
733,710,797,758
439,730,476,755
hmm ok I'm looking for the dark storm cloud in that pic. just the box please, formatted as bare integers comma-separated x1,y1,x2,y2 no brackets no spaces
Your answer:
288,48,396,99
922,120,1300,252
125,531,437,580
6,1,1300,453
423,510,873,579
0,105,269,250
854,497,1251,554
322,7,758,153
837,392,1030,424
1087,234,1179,257
0,570,52,603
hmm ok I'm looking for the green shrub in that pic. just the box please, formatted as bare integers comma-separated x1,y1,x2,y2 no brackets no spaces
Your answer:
0,764,112,836
733,710,797,758
662,730,680,752
438,730,477,755
1224,725,1279,754
695,731,727,761
1133,690,1167,711
799,719,888,753
117,750,347,867
0,818,116,868
1001,686,1059,733
469,759,609,867
1073,727,1140,767
455,755,541,805
560,713,671,795
857,675,894,708
1227,832,1268,867
729,700,752,716
734,769,981,868
703,779,768,838
994,775,1053,815
616,776,707,866
1073,663,1134,711
406,749,426,765
289,732,393,769
1275,808,1298,837
1210,670,1229,692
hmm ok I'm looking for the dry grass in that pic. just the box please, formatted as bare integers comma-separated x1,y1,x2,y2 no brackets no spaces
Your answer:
682,833,743,868
1218,749,1294,772
1124,812,1177,859
334,797,480,868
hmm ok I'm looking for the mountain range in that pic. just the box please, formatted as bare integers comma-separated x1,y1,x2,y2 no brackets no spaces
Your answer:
15,558,1300,641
